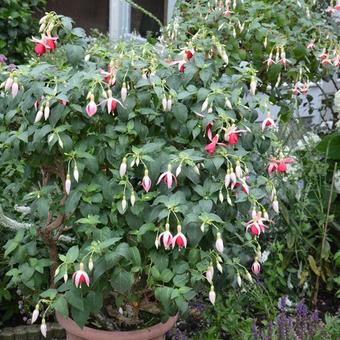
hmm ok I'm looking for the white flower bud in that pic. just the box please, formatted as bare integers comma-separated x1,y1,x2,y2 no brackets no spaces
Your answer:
121,83,127,102
235,163,243,178
130,192,136,206
65,174,71,195
48,134,54,143
73,164,79,182
84,54,91,62
272,199,279,213
167,97,172,111
40,318,47,338
88,258,94,271
226,193,232,206
250,77,257,96
35,109,44,123
201,98,209,112
176,165,182,177
58,137,64,149
193,164,200,175
54,267,60,277
162,96,168,111
44,103,50,120
200,223,205,233
119,158,127,177
209,286,216,305
225,98,232,109
246,271,253,282
31,305,40,324
206,265,214,284
215,232,224,253
122,196,127,211
155,236,160,249
237,273,242,287
219,191,224,203
63,272,68,282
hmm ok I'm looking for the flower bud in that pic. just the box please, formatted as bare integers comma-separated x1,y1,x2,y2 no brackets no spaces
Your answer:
35,108,44,123
252,260,261,275
4,77,13,91
65,174,71,195
167,97,172,111
155,236,160,249
44,102,50,120
73,164,79,182
272,199,279,213
11,81,19,98
119,158,127,177
122,196,127,211
130,192,136,206
225,97,232,109
215,232,224,253
193,164,200,175
209,285,216,305
201,98,209,112
176,164,182,177
58,137,64,149
31,305,40,324
84,54,91,62
246,271,253,282
40,318,47,338
237,273,242,287
263,210,269,220
54,266,60,276
200,223,205,233
226,193,232,206
63,272,68,282
121,82,127,102
250,77,257,95
162,96,167,111
88,257,94,271
219,191,224,203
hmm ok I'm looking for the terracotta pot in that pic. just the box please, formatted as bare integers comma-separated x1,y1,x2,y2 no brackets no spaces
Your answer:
56,313,177,340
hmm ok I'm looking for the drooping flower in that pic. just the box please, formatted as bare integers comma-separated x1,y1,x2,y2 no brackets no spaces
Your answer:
31,305,40,324
4,77,13,91
307,40,315,49
158,223,173,250
99,64,117,86
215,232,224,253
104,90,124,114
170,58,187,73
262,113,276,131
86,94,97,117
251,259,261,275
268,157,294,175
205,134,219,154
142,169,152,192
11,81,19,98
172,225,187,249
300,83,309,96
72,263,90,288
224,125,246,145
31,34,58,57
157,164,177,189
246,211,268,236
209,285,216,305
264,52,275,69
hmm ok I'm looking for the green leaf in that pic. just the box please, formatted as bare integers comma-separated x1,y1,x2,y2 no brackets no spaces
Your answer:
308,255,320,276
129,247,141,266
40,289,58,299
66,246,79,263
161,269,174,283
65,290,84,311
65,191,81,214
172,103,188,123
111,270,134,293
53,295,69,317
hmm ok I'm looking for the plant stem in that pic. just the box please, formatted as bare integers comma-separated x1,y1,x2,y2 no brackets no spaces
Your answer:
313,161,337,305
123,0,163,30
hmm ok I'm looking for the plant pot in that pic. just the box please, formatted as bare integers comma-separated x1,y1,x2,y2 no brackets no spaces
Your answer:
56,313,177,340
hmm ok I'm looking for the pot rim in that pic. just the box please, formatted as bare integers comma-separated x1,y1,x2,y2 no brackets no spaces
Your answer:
56,312,178,339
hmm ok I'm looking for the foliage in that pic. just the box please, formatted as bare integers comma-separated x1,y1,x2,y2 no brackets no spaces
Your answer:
0,0,47,64
0,0,339,332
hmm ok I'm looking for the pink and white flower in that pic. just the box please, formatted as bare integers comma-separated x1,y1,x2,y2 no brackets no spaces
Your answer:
142,170,152,192
72,263,90,288
307,40,315,49
86,94,97,117
251,259,261,275
223,125,246,145
215,232,224,253
246,211,268,237
158,223,173,250
172,225,187,249
157,164,177,189
262,113,276,131
31,305,40,324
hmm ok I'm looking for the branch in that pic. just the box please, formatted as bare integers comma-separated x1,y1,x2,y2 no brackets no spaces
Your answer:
0,205,32,230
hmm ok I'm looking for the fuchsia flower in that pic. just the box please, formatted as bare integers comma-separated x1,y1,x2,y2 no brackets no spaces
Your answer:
264,53,275,69
183,49,194,61
104,92,124,114
246,211,268,236
205,134,220,154
300,83,309,96
333,55,340,68
172,225,187,249
100,65,117,86
292,84,299,96
319,49,328,60
326,6,336,14
31,34,58,57
223,6,232,16
86,94,97,117
72,263,90,288
158,223,173,250
262,113,276,131
251,259,261,275
170,59,187,73
157,164,177,189
224,125,246,145
307,40,315,49
267,157,295,175
142,170,152,192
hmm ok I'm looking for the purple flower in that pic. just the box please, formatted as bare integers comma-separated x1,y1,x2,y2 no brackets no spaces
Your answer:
7,63,16,71
296,301,308,318
252,319,259,340
0,54,7,63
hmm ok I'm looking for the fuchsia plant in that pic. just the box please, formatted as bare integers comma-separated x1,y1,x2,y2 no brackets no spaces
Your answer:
0,0,339,335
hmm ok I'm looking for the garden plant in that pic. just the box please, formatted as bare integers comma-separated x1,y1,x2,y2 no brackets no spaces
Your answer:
0,0,339,338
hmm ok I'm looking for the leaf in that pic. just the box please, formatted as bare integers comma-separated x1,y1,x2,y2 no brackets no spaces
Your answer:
65,291,84,311
308,255,320,276
66,246,79,263
129,247,141,266
53,295,69,317
65,191,81,214
36,198,49,219
172,103,188,123
161,269,174,283
40,289,58,299
111,270,134,293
